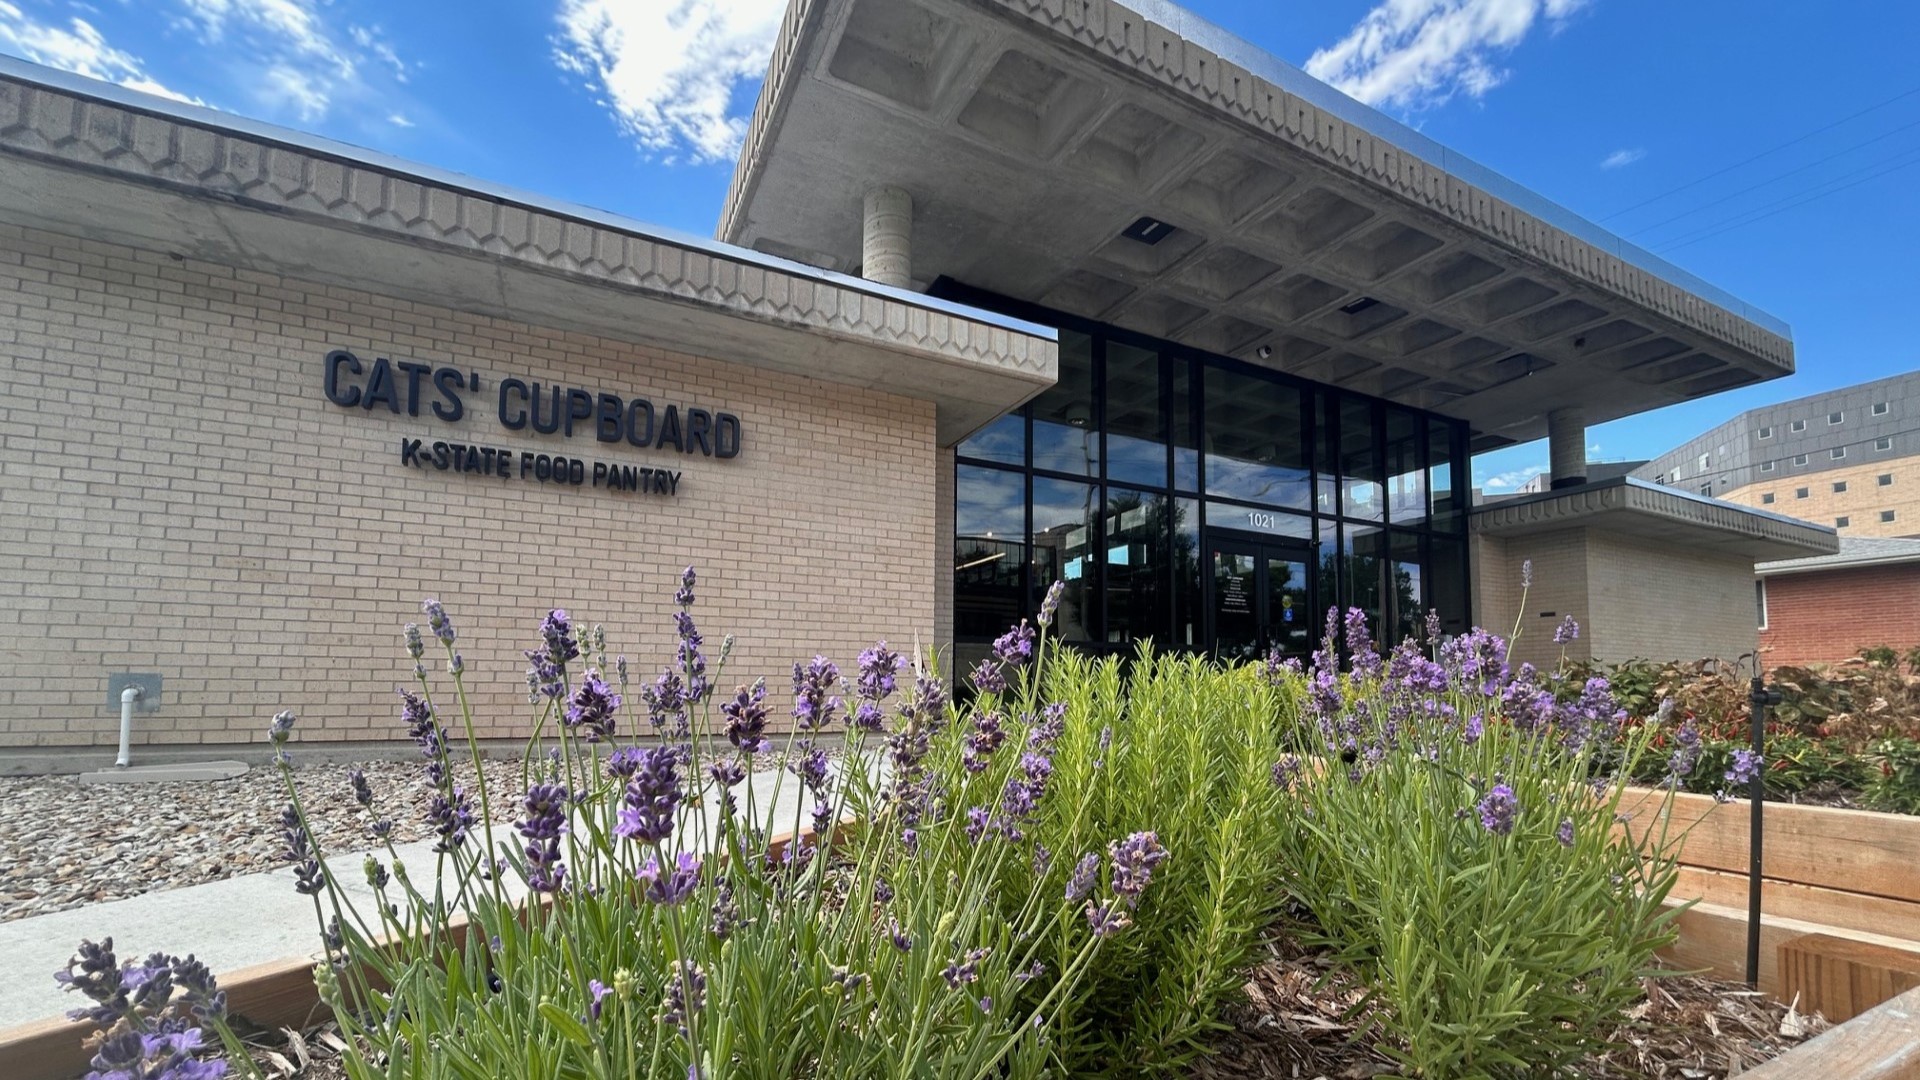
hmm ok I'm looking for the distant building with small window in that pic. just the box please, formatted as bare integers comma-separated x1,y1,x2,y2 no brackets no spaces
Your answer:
1635,370,1920,537
1757,537,1920,666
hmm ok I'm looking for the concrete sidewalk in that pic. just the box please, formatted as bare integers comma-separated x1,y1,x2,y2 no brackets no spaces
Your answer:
1,763,837,1030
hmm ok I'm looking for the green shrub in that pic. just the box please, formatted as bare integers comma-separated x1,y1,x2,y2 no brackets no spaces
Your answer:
1271,612,1686,1077
1864,736,1920,815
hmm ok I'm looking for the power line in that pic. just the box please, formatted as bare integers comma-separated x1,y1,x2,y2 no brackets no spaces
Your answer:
1597,82,1920,223
1625,116,1920,239
1655,148,1920,252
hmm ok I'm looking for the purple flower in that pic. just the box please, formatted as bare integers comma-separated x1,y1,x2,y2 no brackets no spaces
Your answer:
709,757,746,789
970,658,1007,696
710,878,739,940
278,805,324,894
427,788,476,853
1552,615,1581,645
1476,784,1519,837
1038,580,1065,630
524,609,579,699
1462,713,1485,745
899,671,949,726
1271,754,1303,792
674,565,696,608
267,709,296,747
788,745,830,795
1343,608,1381,679
1029,702,1067,749
888,918,912,952
423,598,456,646
1556,818,1576,848
722,680,770,752
963,710,1007,773
992,622,1036,667
1668,720,1703,780
900,827,919,855
404,622,425,662
791,657,843,730
56,938,129,1025
941,947,988,988
639,851,701,905
1520,559,1533,589
663,961,707,1034
673,610,709,705
518,783,570,893
347,767,372,808
1065,852,1099,901
1085,899,1132,938
1108,832,1169,907
564,671,621,743
856,641,902,704
964,806,991,844
1725,748,1763,788
644,669,689,734
615,747,682,845
588,979,612,1022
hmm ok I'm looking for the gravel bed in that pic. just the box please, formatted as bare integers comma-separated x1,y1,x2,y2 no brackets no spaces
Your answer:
0,742,849,924
0,758,521,923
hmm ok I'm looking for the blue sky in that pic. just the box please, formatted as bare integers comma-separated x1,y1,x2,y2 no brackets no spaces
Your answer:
4,0,1916,492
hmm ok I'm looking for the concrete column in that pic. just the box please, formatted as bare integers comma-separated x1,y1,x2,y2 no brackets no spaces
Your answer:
1548,407,1587,489
862,185,913,289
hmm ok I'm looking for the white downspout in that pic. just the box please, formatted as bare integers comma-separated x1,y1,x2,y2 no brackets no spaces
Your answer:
116,686,142,767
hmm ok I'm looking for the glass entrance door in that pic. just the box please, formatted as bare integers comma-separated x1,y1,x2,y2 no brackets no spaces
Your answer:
1207,533,1314,663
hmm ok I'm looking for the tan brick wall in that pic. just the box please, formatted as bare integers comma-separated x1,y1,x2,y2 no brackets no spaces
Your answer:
1472,527,1757,670
0,224,938,750
1725,456,1920,537
1583,532,1757,669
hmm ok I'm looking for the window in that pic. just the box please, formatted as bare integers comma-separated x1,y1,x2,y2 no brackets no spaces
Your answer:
1791,419,1807,432
1881,474,1895,486
1761,493,1776,504
1837,516,1850,528
1829,411,1844,425
1758,425,1774,440
1793,454,1809,466
1699,484,1713,496
1761,461,1776,473
1832,447,1847,460
1756,579,1768,630
1874,402,1890,416
1697,453,1710,471
1834,481,1848,493
1884,510,1898,523
1795,487,1809,499
1877,437,1894,452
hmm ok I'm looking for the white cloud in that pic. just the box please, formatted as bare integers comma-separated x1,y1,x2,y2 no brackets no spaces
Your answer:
1599,147,1645,169
1305,0,1591,111
386,112,414,128
1481,465,1546,492
0,2,199,102
166,0,412,121
554,0,787,164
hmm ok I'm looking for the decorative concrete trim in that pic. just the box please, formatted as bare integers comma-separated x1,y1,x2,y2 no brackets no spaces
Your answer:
1472,477,1837,555
0,61,1057,383
722,0,1790,373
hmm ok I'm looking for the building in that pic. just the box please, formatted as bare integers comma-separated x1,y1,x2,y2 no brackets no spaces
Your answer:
1501,461,1647,497
0,0,1836,766
1757,537,1920,667
1635,371,1920,536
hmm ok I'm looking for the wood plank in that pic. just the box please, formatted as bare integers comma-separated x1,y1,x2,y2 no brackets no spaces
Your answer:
1661,900,1920,1001
1620,786,1920,902
1672,865,1920,942
1783,933,1920,1024
1736,985,1920,1079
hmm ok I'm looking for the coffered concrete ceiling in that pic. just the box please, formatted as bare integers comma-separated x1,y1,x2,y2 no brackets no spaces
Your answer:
721,0,1797,451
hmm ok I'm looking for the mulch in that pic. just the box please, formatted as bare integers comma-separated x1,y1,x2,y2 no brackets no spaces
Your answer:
1194,931,1827,1079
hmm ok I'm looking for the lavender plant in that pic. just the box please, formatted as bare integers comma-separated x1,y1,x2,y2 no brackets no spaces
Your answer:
1269,599,1692,1076
126,569,1170,1080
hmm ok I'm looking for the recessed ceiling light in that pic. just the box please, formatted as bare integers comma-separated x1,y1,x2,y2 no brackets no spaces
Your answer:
1339,296,1379,316
1121,216,1175,245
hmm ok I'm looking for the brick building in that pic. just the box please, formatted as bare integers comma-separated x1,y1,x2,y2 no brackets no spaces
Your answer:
1757,538,1920,668
1636,371,1920,536
0,0,1839,768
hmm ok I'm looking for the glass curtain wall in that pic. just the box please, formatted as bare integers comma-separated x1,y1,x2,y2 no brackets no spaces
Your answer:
952,310,1470,662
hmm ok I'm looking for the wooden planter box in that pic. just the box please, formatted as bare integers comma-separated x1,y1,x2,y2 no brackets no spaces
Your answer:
1622,786,1920,1017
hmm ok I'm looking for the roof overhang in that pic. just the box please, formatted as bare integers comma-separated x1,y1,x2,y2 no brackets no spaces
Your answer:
0,58,1057,446
1472,478,1838,562
720,0,1794,450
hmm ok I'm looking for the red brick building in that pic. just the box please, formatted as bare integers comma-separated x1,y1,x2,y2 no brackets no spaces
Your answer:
1757,538,1920,667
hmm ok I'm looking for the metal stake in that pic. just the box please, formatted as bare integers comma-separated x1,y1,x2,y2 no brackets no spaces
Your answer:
1747,673,1782,987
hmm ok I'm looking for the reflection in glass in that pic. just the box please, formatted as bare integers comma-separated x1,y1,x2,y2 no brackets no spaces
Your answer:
1316,517,1340,630
1171,496,1200,648
957,413,1024,467
1389,530,1423,645
1106,342,1166,488
1105,487,1179,643
1429,419,1462,532
1031,477,1097,641
1386,408,1425,525
1205,367,1310,509
954,466,1025,639
1430,535,1469,637
1172,358,1199,491
1204,501,1312,540
1340,397,1383,522
1344,522,1385,642
1031,331,1098,476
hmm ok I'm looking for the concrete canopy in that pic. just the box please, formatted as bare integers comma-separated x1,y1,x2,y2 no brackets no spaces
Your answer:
1472,477,1838,561
0,59,1057,446
720,0,1796,451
